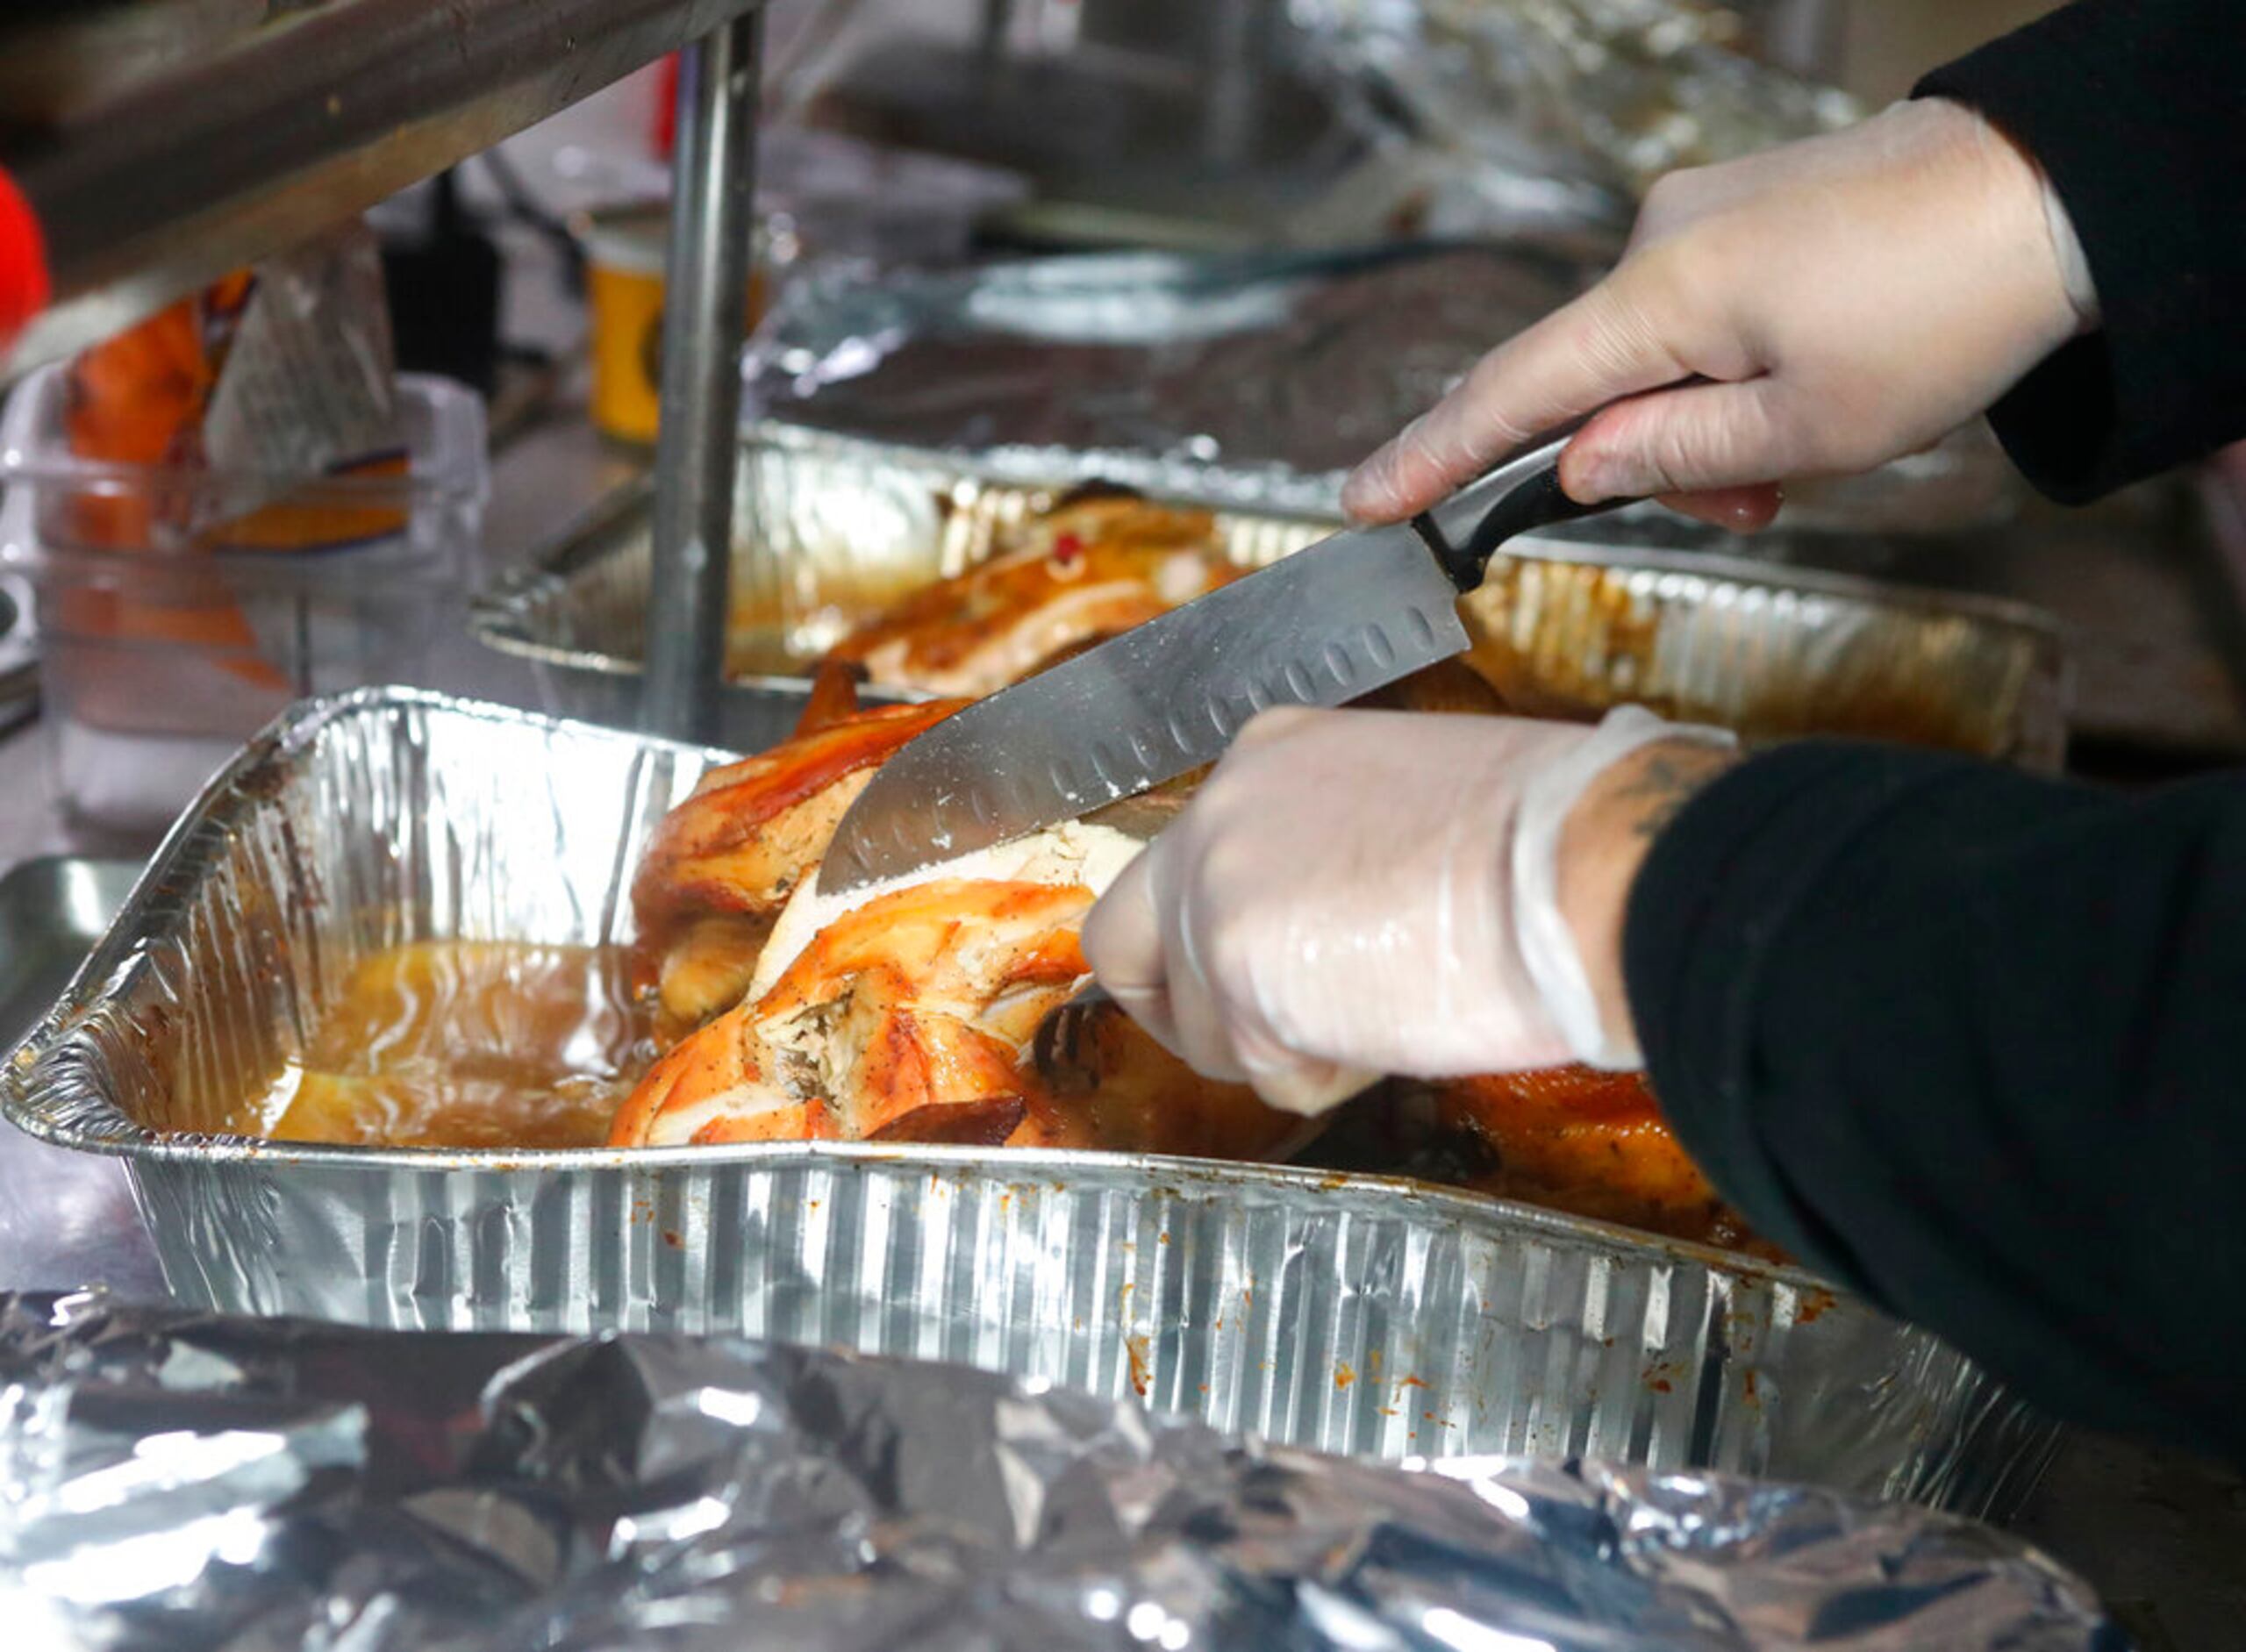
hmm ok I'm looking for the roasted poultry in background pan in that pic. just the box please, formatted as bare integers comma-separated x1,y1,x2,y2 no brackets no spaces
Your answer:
819,491,1246,699
817,486,1534,720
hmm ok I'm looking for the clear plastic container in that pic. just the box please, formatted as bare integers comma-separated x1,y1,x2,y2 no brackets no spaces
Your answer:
0,368,488,833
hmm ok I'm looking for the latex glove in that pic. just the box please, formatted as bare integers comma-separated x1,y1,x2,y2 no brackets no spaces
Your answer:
1081,705,1735,1116
1342,98,2099,530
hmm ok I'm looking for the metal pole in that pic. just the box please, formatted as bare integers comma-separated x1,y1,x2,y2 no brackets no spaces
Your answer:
1200,0,1266,173
1763,0,1847,84
977,0,1016,78
643,8,763,743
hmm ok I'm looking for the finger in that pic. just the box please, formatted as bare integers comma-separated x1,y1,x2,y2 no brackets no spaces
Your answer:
1239,1051,1385,1119
1083,849,1165,994
1341,274,1692,522
1655,483,1784,533
1084,855,1187,1055
1100,979,1182,1062
1160,881,1253,1088
1558,378,1801,503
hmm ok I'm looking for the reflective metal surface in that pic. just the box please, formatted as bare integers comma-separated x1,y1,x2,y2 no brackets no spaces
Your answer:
0,1291,2117,1650
0,857,164,1300
1462,545,2069,769
0,574,34,740
644,11,766,744
3,691,2060,1517
0,0,770,375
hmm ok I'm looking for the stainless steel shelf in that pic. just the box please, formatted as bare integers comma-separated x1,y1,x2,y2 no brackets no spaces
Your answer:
0,0,765,374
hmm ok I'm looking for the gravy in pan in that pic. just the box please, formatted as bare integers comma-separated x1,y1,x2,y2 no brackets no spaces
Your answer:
241,942,652,1149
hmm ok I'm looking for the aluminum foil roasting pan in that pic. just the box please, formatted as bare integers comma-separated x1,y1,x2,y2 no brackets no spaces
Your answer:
473,427,2070,769
3,691,2060,1519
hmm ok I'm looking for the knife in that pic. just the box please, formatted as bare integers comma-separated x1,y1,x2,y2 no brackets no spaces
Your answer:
819,425,1627,895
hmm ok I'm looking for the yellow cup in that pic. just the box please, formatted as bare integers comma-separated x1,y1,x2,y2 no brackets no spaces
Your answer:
581,204,766,447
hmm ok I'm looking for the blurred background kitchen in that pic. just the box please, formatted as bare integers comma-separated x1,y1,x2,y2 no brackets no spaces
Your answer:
15,0,2239,859
0,4,2241,1641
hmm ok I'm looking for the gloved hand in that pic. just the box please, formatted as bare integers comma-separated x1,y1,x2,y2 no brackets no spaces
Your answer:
1341,98,2099,529
1081,704,1735,1116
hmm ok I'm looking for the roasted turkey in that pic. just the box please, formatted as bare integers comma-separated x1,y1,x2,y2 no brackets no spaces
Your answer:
816,489,1549,736
612,672,1759,1255
619,493,1762,1255
616,676,1305,1162
629,696,967,1044
1428,1069,1773,1255
820,492,1246,699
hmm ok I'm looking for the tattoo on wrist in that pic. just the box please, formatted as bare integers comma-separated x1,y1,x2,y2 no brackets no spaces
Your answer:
1612,746,1733,841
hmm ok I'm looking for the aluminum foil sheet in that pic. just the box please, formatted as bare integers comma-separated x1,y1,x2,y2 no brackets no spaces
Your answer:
0,1291,2118,1651
740,247,2024,538
1289,0,1861,205
4,692,2061,1520
473,432,2065,767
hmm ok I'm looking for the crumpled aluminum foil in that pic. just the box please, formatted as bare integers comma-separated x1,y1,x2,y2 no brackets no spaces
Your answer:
1288,0,1859,211
0,1291,2116,1651
747,245,1591,519
744,247,2024,537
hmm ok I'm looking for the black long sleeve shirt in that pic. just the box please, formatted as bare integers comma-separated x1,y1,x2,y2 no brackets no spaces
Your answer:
1626,0,2246,1459
1918,0,2246,501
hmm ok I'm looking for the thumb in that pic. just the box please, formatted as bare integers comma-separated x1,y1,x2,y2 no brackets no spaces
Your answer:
1082,848,1180,1053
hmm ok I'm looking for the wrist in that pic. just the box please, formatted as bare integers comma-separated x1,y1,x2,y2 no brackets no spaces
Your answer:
1555,738,1741,1064
1921,95,2096,347
1508,708,1736,1069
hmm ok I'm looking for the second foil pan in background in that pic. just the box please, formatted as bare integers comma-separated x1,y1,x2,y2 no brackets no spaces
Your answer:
472,426,2069,768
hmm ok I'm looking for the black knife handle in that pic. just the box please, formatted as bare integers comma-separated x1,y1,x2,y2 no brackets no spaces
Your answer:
1411,458,1633,595
1403,392,1731,595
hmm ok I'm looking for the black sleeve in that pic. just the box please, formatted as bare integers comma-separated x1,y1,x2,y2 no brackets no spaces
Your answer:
1623,742,2246,1461
1913,0,2246,504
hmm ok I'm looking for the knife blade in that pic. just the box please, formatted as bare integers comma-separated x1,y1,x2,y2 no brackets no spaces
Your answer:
819,426,1620,894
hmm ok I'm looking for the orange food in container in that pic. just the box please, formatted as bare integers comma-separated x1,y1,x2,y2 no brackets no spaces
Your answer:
0,240,487,833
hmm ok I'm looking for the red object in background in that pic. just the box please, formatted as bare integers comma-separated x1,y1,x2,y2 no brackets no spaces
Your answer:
653,53,681,161
0,166,50,353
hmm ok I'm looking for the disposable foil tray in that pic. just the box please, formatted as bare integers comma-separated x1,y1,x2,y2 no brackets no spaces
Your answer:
473,426,2070,768
3,690,2060,1519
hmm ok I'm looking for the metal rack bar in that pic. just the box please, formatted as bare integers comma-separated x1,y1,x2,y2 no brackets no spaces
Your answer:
0,0,767,375
642,12,764,742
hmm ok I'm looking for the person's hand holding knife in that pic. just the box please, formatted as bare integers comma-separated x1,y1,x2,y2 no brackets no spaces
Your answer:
1084,98,2095,1111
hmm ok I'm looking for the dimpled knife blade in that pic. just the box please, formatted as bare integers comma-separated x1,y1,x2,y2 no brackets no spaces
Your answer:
819,518,1471,894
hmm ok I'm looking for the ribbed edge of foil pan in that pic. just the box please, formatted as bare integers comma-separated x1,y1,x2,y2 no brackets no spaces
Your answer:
1,690,2060,1520
468,425,2069,769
